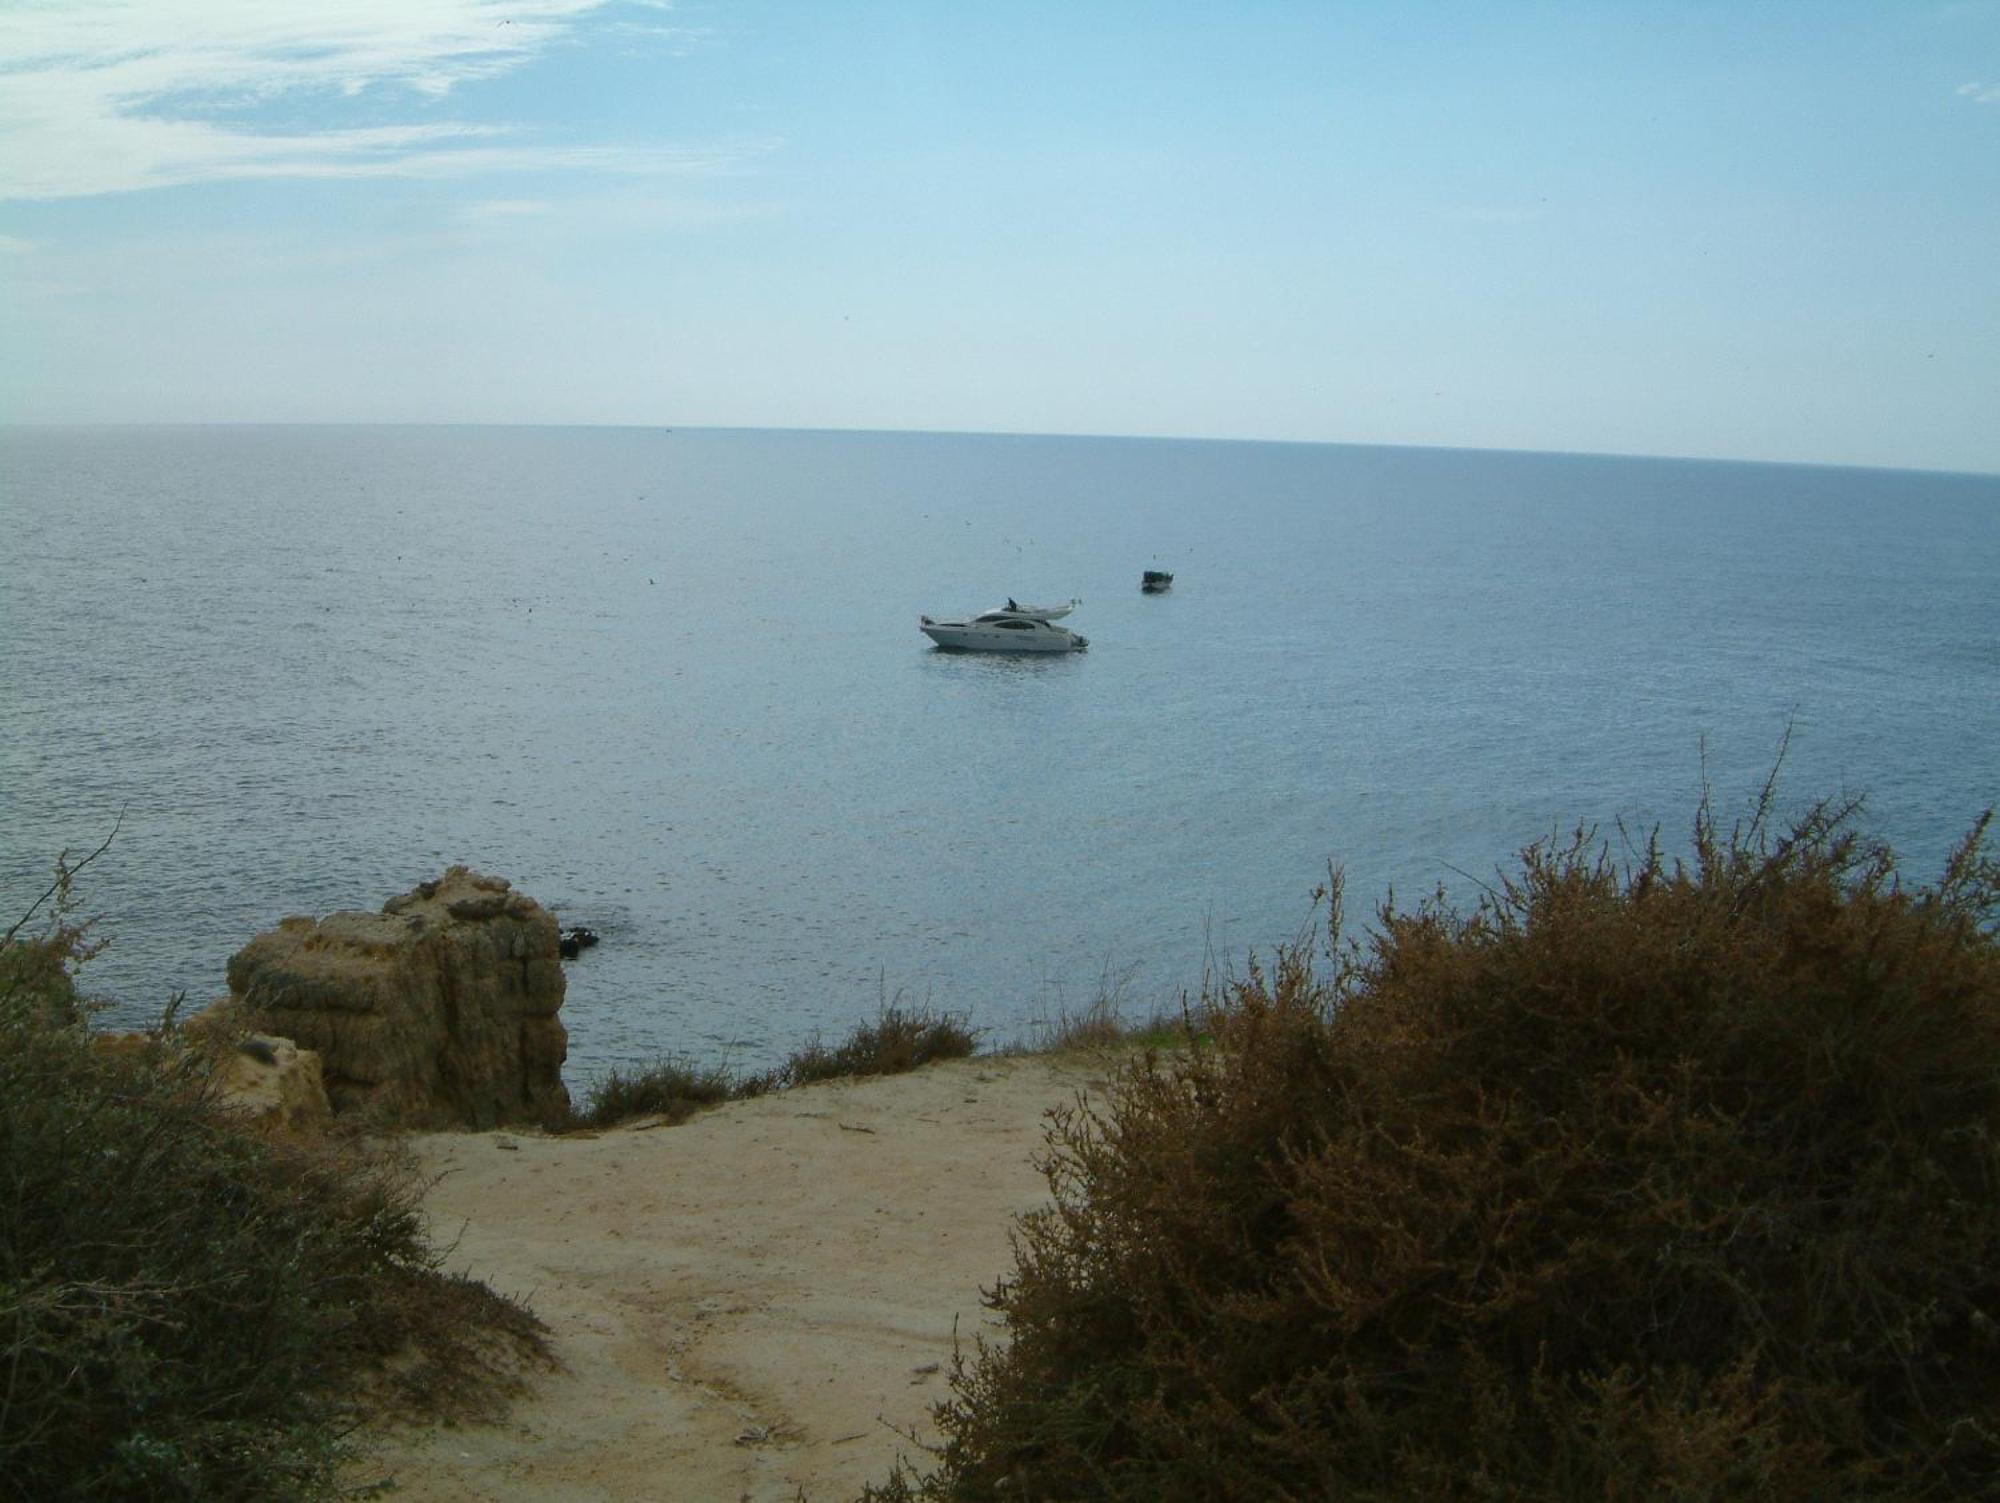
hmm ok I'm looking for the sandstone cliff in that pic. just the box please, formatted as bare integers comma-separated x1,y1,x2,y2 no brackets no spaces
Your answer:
226,868,569,1130
214,1033,335,1133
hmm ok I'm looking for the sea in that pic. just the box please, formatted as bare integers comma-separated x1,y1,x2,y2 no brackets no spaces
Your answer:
3,426,1996,1087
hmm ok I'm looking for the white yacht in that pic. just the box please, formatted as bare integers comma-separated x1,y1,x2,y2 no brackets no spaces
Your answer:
919,601,1088,653
992,597,1078,621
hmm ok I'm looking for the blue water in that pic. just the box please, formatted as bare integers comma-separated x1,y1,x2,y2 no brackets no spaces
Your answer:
4,426,1997,1084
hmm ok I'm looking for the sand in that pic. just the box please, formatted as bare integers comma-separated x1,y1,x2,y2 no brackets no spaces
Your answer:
351,1053,1106,1503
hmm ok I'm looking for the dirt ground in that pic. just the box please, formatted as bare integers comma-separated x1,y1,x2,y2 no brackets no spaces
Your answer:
350,1052,1106,1503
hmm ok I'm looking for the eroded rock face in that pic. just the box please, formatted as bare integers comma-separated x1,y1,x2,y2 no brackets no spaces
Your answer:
215,1033,335,1133
226,867,569,1130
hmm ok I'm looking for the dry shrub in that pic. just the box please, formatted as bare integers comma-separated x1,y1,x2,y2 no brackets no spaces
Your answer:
780,1004,978,1087
876,796,2000,1501
571,1005,977,1130
1024,991,1131,1054
1023,967,1198,1056
1,849,549,1501
572,1055,742,1128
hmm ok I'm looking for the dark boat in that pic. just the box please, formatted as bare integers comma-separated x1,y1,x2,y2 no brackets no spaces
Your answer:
1141,570,1173,593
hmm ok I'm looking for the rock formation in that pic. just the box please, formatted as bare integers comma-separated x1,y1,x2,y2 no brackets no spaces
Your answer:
91,1015,335,1134
225,867,570,1130
213,1033,334,1132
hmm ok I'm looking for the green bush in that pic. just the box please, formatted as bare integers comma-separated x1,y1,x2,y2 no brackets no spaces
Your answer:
1,850,546,1501
875,797,2000,1501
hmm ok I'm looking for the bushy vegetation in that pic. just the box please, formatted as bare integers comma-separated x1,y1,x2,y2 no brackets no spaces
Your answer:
872,794,2000,1501
573,1004,978,1129
1,845,547,1502
571,1054,746,1129
1022,983,1199,1056
780,1004,978,1087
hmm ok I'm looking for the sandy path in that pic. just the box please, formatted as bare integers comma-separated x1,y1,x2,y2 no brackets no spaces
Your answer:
352,1053,1104,1503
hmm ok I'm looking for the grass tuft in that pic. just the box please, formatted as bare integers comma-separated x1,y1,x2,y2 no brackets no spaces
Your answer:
1025,991,1201,1055
570,1055,741,1129
779,1004,978,1087
1016,961,1205,1057
572,1004,979,1130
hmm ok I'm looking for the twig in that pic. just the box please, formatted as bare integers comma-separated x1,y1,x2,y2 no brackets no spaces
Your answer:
2,811,123,949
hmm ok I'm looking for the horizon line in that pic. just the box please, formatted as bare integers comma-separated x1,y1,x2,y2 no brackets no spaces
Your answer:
2,419,1994,483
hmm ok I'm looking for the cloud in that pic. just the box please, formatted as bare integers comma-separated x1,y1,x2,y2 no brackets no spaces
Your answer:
1957,80,2000,102
0,0,754,201
0,232,35,253
448,184,775,237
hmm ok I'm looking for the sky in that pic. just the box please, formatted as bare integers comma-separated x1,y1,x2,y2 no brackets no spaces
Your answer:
1,0,1996,473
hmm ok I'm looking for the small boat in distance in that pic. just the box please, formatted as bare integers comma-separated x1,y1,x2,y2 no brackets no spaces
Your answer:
920,603,1089,653
1141,570,1174,593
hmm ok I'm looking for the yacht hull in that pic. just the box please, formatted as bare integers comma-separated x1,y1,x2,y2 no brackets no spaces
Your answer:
919,616,1088,652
